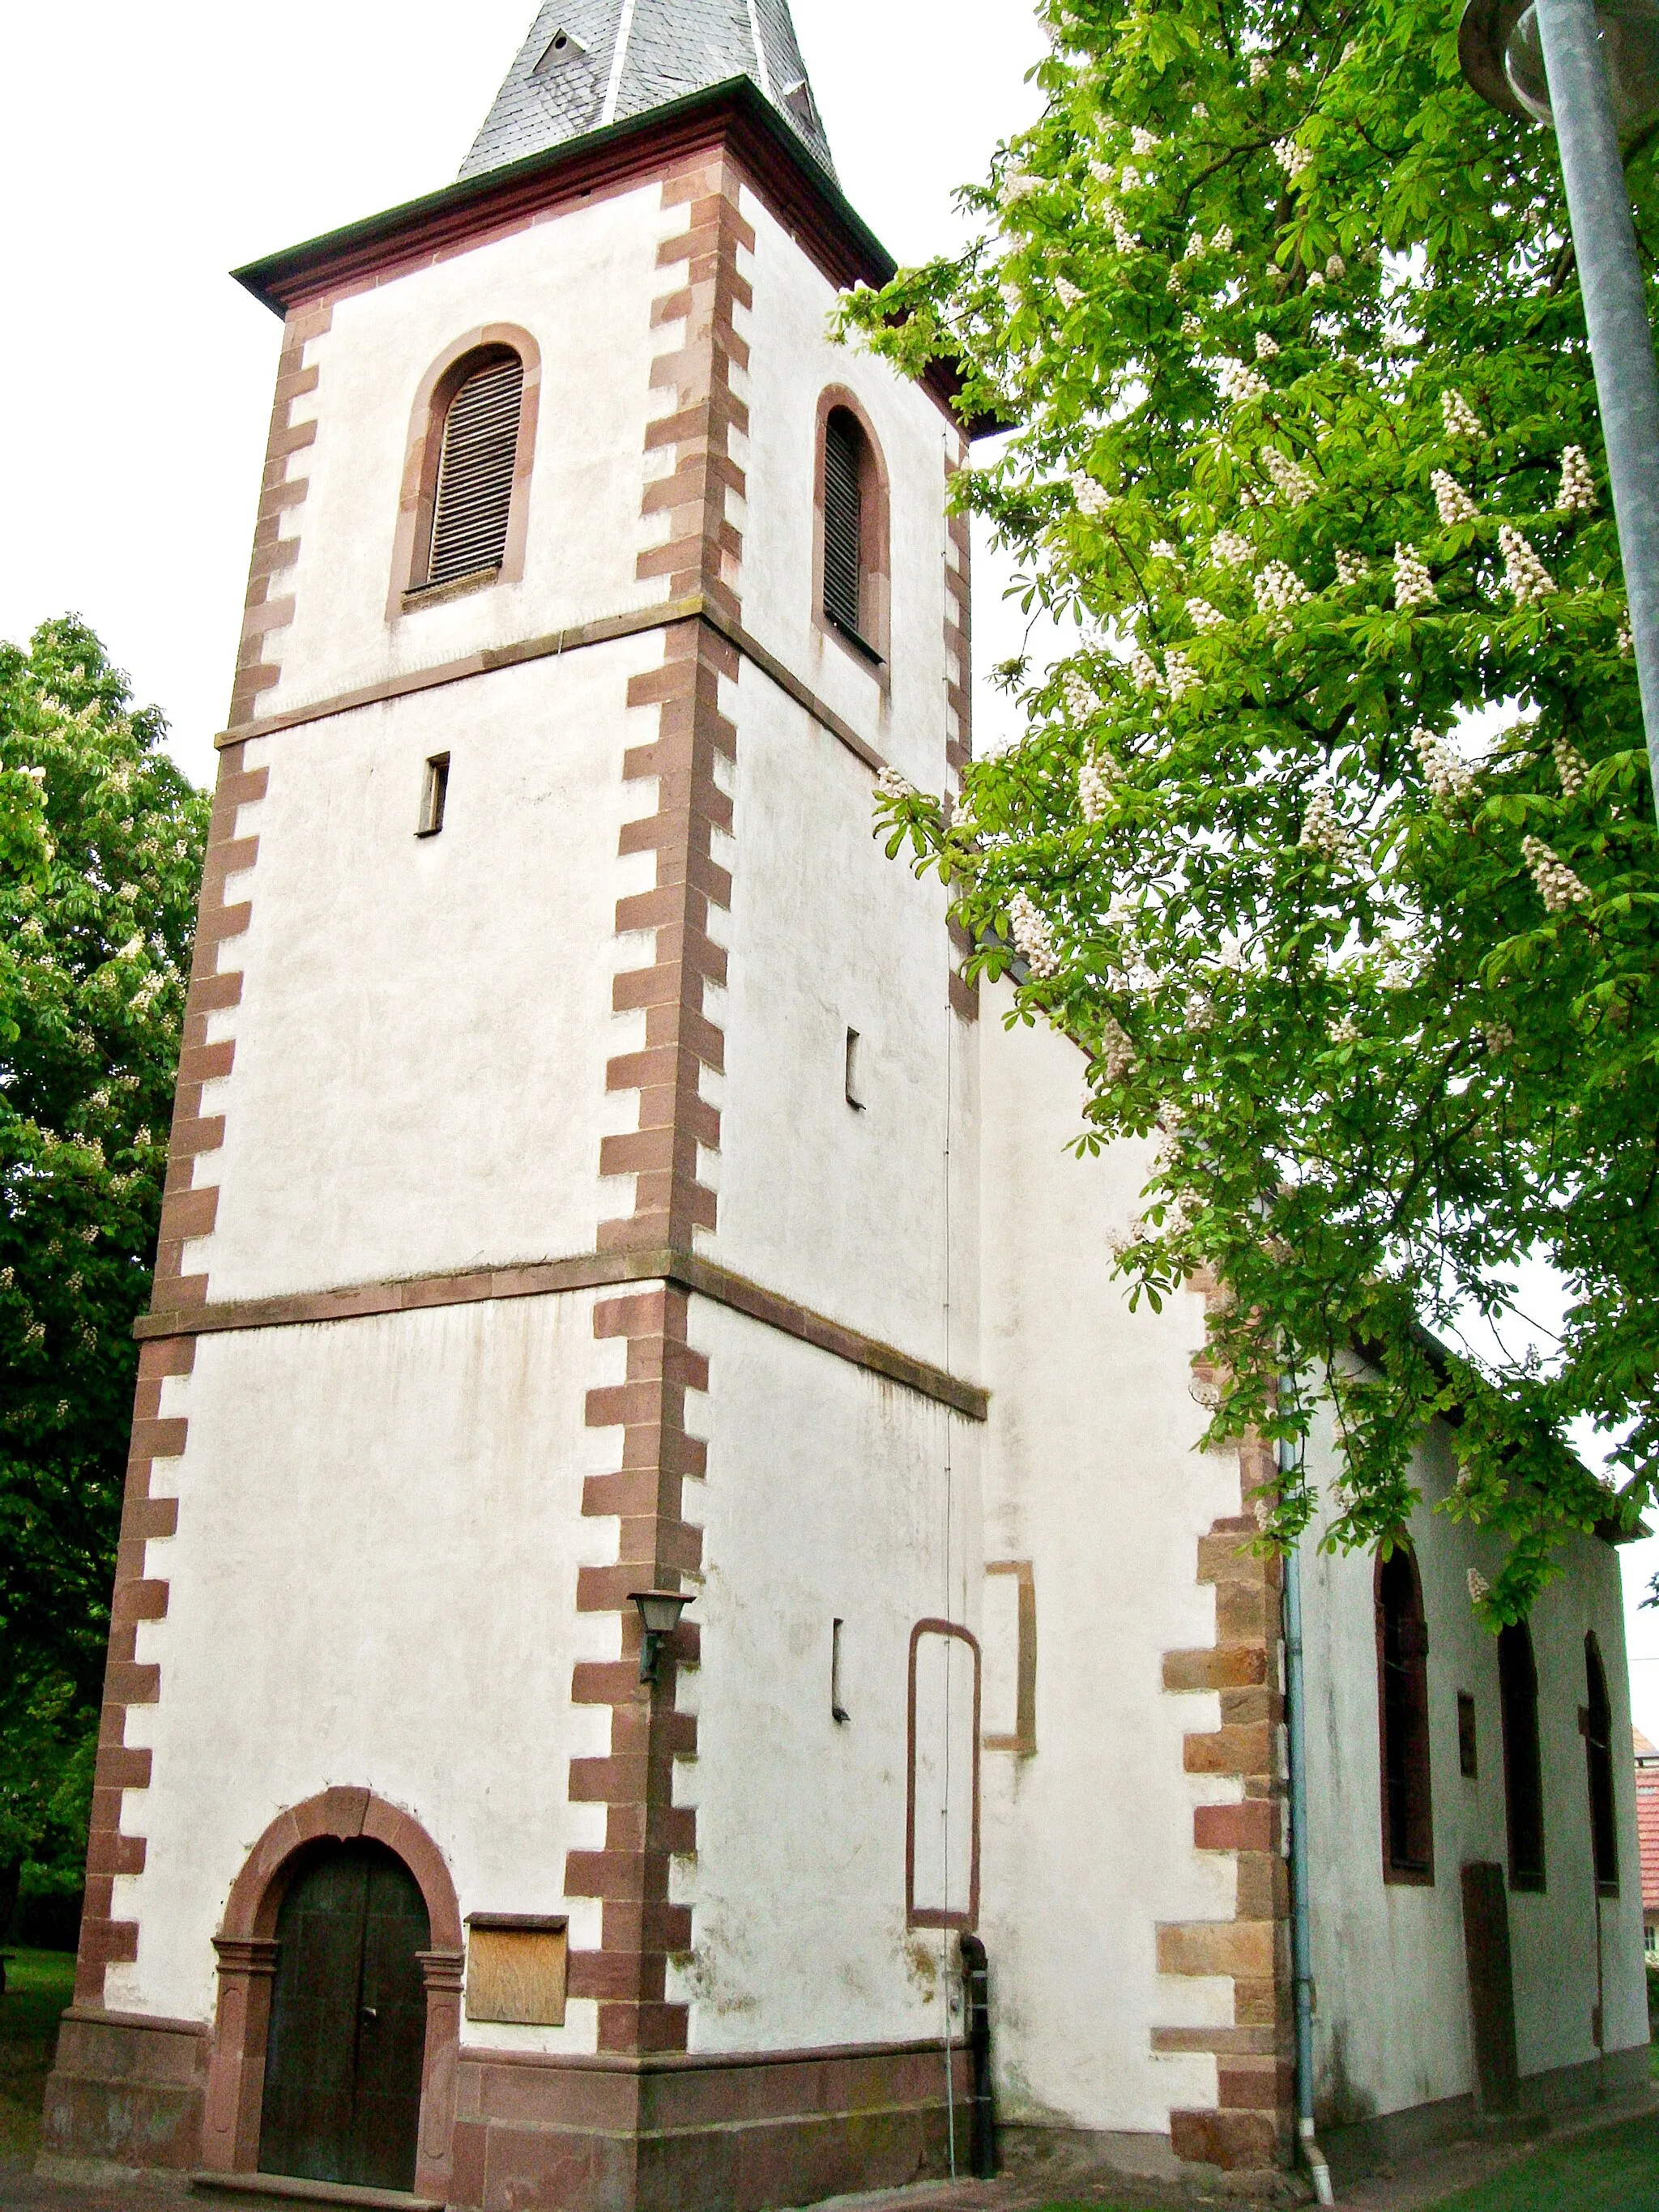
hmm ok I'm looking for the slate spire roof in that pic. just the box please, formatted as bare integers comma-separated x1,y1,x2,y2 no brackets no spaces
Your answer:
459,0,836,183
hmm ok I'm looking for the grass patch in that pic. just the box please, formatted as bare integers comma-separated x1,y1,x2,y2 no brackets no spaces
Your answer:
0,1949,75,2167
1426,2112,1659,2210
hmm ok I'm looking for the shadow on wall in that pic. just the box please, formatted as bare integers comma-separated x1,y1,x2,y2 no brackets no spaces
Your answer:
1316,2022,1380,2132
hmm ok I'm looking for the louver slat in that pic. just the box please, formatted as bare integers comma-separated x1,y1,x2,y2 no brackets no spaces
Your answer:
822,413,863,637
428,356,525,586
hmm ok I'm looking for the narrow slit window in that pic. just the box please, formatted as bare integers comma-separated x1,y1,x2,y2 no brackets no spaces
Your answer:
844,1028,864,1110
1458,1691,1479,1779
428,352,524,586
417,754,450,837
1584,1633,1618,1894
822,410,865,639
831,1619,849,1723
1499,1621,1546,1891
1375,1548,1434,1882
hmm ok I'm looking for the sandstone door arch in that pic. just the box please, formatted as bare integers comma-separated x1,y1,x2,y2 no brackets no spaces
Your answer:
258,1839,429,2192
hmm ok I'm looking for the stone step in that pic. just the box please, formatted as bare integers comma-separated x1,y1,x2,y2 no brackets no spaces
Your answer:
191,2173,441,2212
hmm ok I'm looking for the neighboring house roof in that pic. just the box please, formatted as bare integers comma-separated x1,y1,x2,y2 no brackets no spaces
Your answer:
460,0,836,184
1636,1728,1659,1913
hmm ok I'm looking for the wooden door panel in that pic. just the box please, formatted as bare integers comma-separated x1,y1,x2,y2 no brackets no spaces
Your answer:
350,1852,431,2190
1461,1860,1520,2113
258,1841,430,2191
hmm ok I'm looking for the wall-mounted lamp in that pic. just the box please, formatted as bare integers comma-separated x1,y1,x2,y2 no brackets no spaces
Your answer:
629,1589,692,1683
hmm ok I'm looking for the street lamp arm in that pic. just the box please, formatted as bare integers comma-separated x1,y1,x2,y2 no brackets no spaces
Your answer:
1533,0,1659,815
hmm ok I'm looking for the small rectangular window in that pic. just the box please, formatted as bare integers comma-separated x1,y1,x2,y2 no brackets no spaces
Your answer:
1458,1691,1478,1779
845,1028,864,1110
417,753,450,837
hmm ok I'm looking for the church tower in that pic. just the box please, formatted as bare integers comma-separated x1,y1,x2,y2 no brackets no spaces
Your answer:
45,8,987,2209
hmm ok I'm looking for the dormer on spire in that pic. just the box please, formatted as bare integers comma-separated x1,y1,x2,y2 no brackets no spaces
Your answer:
459,0,837,183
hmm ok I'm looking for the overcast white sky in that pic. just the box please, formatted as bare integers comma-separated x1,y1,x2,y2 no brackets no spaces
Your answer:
0,1,1043,777
6,3,1657,1723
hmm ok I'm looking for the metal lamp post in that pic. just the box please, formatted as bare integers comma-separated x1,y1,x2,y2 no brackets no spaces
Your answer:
1461,0,1659,810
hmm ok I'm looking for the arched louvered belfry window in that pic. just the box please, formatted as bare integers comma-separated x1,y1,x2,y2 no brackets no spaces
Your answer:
1499,1621,1546,1891
425,348,525,587
1375,1547,1435,1882
817,394,889,667
1584,1632,1618,1895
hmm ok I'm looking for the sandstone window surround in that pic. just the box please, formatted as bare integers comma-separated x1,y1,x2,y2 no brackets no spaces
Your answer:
812,385,891,683
390,325,543,616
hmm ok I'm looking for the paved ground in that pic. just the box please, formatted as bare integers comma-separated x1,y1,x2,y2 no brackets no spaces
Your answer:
1,2091,1653,2212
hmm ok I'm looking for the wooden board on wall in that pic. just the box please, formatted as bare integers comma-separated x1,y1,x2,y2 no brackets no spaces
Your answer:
465,1916,569,2027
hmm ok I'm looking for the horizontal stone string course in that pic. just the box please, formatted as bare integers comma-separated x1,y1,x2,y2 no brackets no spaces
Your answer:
134,1247,987,1419
214,595,885,775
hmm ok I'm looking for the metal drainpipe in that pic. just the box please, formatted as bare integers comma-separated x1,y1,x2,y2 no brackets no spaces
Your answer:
1282,1434,1337,2206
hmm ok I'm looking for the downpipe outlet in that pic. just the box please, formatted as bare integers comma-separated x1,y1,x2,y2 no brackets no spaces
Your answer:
1301,2114,1336,2206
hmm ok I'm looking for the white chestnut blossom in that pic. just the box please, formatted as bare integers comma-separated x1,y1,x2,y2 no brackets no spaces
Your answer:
1260,446,1317,505
1299,787,1351,859
1557,445,1597,512
1393,543,1437,610
1056,275,1084,308
1553,739,1587,798
1329,1012,1362,1043
1254,560,1310,627
1522,834,1591,912
1008,889,1061,976
1108,209,1139,254
1164,650,1202,700
1149,539,1179,561
1307,271,1326,289
1273,138,1313,181
1483,1023,1515,1055
1499,523,1555,604
1325,252,1346,279
1249,54,1272,83
1180,313,1202,339
1062,670,1097,720
876,765,917,801
1099,1016,1137,1080
1255,332,1280,360
1000,166,1041,207
1129,648,1162,692
1333,548,1370,587
1211,529,1254,569
1467,1568,1491,1605
1411,723,1473,803
1070,470,1115,517
1078,757,1115,822
1431,469,1478,525
1131,126,1160,155
1618,616,1633,656
1440,389,1486,440
1212,224,1234,252
1187,597,1225,630
1217,358,1272,406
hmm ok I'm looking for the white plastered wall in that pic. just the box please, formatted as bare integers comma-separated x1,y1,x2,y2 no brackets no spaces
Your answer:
106,1292,626,2056
193,641,660,1302
258,177,680,723
669,1296,981,2053
1299,1403,1647,2124
974,978,1246,2138
710,667,974,1365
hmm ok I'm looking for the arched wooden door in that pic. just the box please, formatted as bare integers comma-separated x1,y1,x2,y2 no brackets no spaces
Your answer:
258,1839,429,2192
